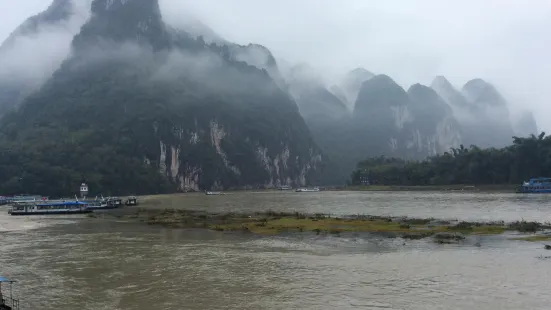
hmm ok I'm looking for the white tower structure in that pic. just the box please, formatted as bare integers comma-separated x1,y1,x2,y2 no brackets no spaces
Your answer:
80,183,89,198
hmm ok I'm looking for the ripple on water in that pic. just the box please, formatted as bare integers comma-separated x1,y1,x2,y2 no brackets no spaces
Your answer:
2,192,551,309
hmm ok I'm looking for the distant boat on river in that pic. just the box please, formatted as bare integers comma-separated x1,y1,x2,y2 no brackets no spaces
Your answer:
519,178,551,193
295,187,320,192
205,190,226,196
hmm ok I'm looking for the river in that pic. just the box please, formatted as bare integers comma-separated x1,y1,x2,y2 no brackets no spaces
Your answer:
1,191,551,309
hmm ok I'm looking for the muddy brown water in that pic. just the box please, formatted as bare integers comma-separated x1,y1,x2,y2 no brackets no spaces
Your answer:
1,191,551,309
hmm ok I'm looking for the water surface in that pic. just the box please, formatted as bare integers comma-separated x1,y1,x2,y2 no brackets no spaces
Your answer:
1,191,550,310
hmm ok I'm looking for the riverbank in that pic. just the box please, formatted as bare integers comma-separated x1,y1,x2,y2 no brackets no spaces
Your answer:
96,206,551,243
131,183,519,196
338,184,519,192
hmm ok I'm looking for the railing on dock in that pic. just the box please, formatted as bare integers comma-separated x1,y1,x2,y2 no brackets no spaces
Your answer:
1,297,19,310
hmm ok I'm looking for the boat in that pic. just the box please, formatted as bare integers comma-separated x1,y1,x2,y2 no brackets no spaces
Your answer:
125,196,138,206
0,276,19,310
278,186,292,190
205,191,226,195
295,187,320,192
8,200,91,216
84,200,108,210
518,178,551,193
85,198,114,210
2,195,45,205
106,197,123,208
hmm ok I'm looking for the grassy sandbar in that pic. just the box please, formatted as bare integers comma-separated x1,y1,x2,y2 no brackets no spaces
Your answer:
101,208,550,241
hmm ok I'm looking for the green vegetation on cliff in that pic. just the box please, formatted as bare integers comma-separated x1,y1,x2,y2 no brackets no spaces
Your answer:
0,0,324,196
350,133,550,186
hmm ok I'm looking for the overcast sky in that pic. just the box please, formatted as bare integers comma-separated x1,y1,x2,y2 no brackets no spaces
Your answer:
2,0,551,130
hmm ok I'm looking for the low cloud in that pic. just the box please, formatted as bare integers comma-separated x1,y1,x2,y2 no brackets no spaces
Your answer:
1,0,550,130
158,0,551,131
0,0,91,92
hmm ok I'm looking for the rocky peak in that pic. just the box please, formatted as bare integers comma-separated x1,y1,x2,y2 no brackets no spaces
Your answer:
459,78,514,148
74,0,168,49
354,74,408,113
344,68,375,84
38,0,74,20
338,67,375,109
1,0,85,50
92,0,157,14
408,84,450,110
430,75,473,113
513,110,539,137
230,43,285,89
430,76,455,96
461,78,507,107
407,83,462,152
234,44,277,68
408,84,453,123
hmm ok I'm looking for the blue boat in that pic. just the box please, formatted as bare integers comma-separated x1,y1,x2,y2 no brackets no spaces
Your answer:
518,177,551,193
0,276,19,310
2,195,45,205
8,200,92,216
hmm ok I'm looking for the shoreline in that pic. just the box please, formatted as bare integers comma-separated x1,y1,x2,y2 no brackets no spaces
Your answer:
94,207,551,243
178,183,520,194
135,184,520,199
332,184,520,192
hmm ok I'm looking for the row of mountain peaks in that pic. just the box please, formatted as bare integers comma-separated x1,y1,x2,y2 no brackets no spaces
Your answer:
0,0,539,192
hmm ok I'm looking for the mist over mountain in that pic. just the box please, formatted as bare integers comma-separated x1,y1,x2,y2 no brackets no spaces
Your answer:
286,64,348,122
513,110,538,138
0,0,541,194
431,76,519,148
0,0,324,195
0,0,91,116
334,68,375,110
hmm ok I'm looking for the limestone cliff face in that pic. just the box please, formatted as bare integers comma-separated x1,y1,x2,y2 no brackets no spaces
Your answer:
0,0,324,194
153,116,322,191
432,76,518,148
280,72,465,177
405,84,461,156
352,76,462,158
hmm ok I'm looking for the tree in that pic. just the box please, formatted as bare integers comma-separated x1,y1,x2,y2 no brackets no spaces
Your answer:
350,132,551,186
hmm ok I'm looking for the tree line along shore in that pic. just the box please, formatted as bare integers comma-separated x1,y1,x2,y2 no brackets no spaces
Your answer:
349,133,550,189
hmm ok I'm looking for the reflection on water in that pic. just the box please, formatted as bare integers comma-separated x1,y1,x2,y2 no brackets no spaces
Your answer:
1,192,551,309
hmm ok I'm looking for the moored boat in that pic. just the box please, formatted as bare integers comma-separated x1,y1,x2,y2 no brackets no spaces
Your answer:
205,190,226,195
8,200,91,216
2,195,46,206
518,178,551,193
295,187,320,192
0,276,19,310
85,199,111,210
125,196,138,206
106,197,123,208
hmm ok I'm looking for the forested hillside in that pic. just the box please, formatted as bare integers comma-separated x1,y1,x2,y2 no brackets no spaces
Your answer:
350,133,550,186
